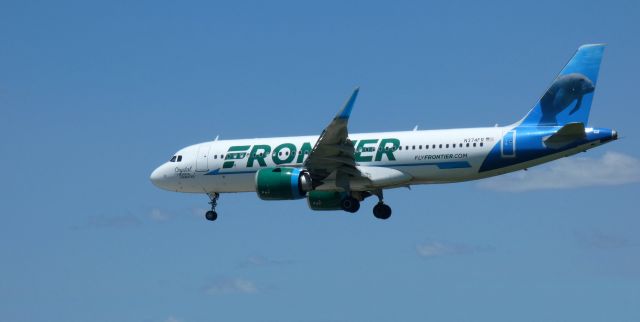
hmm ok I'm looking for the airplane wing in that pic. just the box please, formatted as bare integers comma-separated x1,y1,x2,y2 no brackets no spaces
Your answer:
304,88,363,190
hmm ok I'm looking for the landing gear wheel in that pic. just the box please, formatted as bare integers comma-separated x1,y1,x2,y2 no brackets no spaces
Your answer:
373,202,392,220
341,197,360,213
205,210,218,221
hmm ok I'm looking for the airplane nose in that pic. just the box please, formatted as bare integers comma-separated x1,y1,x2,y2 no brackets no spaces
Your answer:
150,166,165,188
612,129,618,140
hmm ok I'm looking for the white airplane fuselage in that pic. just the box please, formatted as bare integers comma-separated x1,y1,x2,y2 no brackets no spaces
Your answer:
150,124,615,194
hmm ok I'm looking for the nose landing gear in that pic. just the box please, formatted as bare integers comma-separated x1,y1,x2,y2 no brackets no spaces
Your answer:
205,192,220,221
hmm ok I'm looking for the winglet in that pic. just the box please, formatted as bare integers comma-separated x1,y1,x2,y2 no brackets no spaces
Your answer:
336,87,360,119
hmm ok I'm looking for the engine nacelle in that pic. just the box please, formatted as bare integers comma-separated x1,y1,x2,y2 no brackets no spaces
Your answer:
255,167,312,200
306,190,348,211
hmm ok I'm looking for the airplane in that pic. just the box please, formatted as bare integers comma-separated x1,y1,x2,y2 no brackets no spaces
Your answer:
150,44,617,222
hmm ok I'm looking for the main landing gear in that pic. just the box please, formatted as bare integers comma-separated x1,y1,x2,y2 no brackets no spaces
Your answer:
340,196,361,213
373,202,392,220
371,189,392,220
340,190,392,220
205,192,219,221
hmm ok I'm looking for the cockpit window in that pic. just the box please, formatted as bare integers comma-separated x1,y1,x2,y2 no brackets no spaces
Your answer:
177,155,182,162
170,156,177,162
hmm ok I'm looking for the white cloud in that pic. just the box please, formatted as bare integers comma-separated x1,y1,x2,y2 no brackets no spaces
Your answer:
236,255,292,268
416,241,490,258
190,207,209,218
164,316,183,322
149,208,172,221
477,151,640,192
203,277,258,295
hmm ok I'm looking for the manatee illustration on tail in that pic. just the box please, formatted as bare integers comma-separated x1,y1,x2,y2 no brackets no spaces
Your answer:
519,44,605,127
539,73,595,124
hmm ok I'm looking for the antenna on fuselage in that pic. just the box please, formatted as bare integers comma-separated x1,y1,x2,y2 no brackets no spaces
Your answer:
214,135,219,141
412,125,418,131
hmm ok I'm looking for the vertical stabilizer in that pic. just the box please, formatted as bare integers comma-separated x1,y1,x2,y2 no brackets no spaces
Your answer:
519,44,605,126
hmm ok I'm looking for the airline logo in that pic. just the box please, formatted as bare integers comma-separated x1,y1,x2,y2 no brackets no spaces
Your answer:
222,138,401,168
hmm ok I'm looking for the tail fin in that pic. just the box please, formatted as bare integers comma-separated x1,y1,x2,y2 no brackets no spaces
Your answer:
519,44,605,126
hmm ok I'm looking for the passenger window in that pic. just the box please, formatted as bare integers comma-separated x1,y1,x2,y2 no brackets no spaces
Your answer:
439,144,442,148
221,154,225,159
399,146,402,150
480,142,484,147
466,143,470,147
453,144,456,148
446,144,449,148
412,145,415,150
425,145,429,149
214,155,217,159
473,143,476,147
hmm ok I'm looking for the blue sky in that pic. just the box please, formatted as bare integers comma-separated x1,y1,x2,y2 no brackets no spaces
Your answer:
1,1,640,321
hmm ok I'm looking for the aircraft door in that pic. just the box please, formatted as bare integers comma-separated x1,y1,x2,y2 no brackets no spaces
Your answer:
501,130,516,158
196,144,211,172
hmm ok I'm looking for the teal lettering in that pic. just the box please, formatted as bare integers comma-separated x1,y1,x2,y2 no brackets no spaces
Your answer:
375,138,400,161
272,143,296,165
223,145,250,168
355,139,378,162
246,144,271,167
296,142,312,163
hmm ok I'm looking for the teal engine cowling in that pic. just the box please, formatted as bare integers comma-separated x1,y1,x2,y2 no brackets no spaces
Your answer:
306,190,348,211
255,167,313,200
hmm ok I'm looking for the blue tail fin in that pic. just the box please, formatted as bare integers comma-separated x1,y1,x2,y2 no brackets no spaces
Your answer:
519,44,605,126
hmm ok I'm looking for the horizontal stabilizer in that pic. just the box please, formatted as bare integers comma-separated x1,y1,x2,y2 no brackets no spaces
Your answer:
543,122,586,149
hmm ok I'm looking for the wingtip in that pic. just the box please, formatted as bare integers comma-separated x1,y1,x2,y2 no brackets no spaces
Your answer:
337,87,360,119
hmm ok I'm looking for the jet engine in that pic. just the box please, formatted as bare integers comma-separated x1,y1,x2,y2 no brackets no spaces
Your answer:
255,167,312,200
306,190,348,211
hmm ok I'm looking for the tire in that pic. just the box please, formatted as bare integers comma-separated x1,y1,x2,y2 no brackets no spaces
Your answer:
341,197,360,213
205,210,218,221
373,203,392,220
